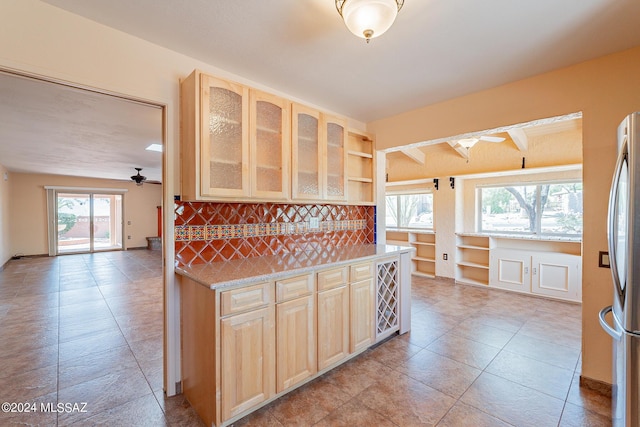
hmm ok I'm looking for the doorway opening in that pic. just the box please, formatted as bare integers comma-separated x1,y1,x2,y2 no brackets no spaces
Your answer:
56,191,124,254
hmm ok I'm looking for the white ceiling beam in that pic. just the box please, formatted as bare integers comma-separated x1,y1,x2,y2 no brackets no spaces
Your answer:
400,147,426,165
508,128,528,151
447,141,469,160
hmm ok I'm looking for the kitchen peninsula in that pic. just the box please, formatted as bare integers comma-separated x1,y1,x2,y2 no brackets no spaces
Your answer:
175,244,412,427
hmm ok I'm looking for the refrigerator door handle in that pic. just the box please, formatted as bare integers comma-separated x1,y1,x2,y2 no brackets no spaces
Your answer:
607,140,627,301
599,305,622,340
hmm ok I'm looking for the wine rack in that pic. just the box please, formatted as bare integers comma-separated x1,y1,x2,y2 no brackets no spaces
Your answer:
376,258,399,341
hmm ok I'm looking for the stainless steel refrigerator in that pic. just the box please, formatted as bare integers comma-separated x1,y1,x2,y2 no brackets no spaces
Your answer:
599,111,640,427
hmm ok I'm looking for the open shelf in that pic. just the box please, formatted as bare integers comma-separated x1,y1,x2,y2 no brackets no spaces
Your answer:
346,130,375,204
456,235,490,286
386,229,437,277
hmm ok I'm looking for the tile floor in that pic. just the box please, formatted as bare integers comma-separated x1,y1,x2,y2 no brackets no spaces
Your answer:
0,251,611,426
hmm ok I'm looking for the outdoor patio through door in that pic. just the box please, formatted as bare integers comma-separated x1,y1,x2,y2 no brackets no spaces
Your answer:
56,192,123,254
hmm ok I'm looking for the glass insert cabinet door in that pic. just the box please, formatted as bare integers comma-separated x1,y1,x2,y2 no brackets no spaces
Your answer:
324,115,347,201
250,90,290,200
200,74,250,198
292,104,322,200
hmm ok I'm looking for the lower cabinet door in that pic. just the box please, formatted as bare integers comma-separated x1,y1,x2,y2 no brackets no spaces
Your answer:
317,286,349,370
489,248,531,292
276,295,316,392
350,278,374,353
531,252,581,301
221,306,275,421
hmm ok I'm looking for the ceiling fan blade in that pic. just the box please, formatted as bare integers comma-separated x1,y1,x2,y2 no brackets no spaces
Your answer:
479,136,505,143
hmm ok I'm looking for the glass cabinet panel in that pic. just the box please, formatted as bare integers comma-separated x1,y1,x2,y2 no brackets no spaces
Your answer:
325,118,346,200
293,105,321,199
200,75,249,197
251,91,290,199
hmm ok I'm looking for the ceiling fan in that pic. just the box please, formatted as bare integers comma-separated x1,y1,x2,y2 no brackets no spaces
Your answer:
454,135,505,148
130,167,147,186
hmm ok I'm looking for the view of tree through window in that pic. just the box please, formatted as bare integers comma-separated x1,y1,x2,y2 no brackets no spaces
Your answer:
479,182,583,236
386,193,434,229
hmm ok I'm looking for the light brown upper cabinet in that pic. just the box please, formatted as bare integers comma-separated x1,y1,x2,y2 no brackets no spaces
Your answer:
180,70,290,201
181,70,373,204
292,104,348,203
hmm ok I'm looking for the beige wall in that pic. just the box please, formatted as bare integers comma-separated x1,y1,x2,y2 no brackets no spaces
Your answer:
0,0,365,188
371,46,640,384
2,0,638,387
0,164,10,266
9,173,161,256
0,0,367,394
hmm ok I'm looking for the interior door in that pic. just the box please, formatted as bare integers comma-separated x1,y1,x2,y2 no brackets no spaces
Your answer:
56,192,123,254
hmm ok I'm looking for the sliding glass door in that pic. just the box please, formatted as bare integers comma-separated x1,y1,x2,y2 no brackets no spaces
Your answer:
56,192,123,254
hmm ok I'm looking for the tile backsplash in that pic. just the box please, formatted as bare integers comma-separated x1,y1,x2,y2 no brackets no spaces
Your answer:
175,202,376,266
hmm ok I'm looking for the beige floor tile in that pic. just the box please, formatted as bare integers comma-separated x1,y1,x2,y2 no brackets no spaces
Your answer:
58,316,120,343
58,345,139,389
68,393,167,426
0,391,58,427
0,343,59,380
128,332,163,362
57,366,152,426
0,364,58,402
426,334,501,370
461,372,565,427
365,334,423,366
559,402,612,427
59,287,103,307
485,350,574,399
566,374,612,418
397,349,482,399
0,252,609,427
153,390,206,427
267,376,351,425
503,333,581,370
232,404,284,426
58,328,128,362
451,318,516,348
314,399,396,427
356,373,456,426
436,401,512,427
322,353,396,397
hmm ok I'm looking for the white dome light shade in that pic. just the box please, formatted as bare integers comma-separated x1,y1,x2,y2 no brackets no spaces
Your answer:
337,0,403,42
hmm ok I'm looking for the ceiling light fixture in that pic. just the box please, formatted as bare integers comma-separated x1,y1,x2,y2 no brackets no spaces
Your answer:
131,167,147,186
457,138,480,148
335,0,404,43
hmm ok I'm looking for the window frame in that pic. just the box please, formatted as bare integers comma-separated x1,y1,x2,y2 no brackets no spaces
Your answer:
477,179,583,238
385,190,435,230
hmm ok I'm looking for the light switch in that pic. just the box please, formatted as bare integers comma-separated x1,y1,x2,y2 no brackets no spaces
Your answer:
599,251,610,268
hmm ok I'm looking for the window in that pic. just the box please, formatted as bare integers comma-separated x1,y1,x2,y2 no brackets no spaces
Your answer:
386,193,434,229
479,182,583,236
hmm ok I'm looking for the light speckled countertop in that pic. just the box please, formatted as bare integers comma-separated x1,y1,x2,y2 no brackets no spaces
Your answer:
175,244,413,290
456,232,581,243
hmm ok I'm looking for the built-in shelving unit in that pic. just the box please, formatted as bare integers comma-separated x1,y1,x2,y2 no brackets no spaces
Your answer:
455,235,490,286
386,229,436,278
347,131,375,205
455,233,582,302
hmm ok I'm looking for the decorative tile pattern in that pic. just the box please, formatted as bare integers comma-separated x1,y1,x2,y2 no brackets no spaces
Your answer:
174,202,376,266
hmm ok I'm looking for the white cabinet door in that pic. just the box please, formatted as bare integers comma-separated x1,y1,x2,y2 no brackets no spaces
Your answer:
531,252,581,301
489,248,531,293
